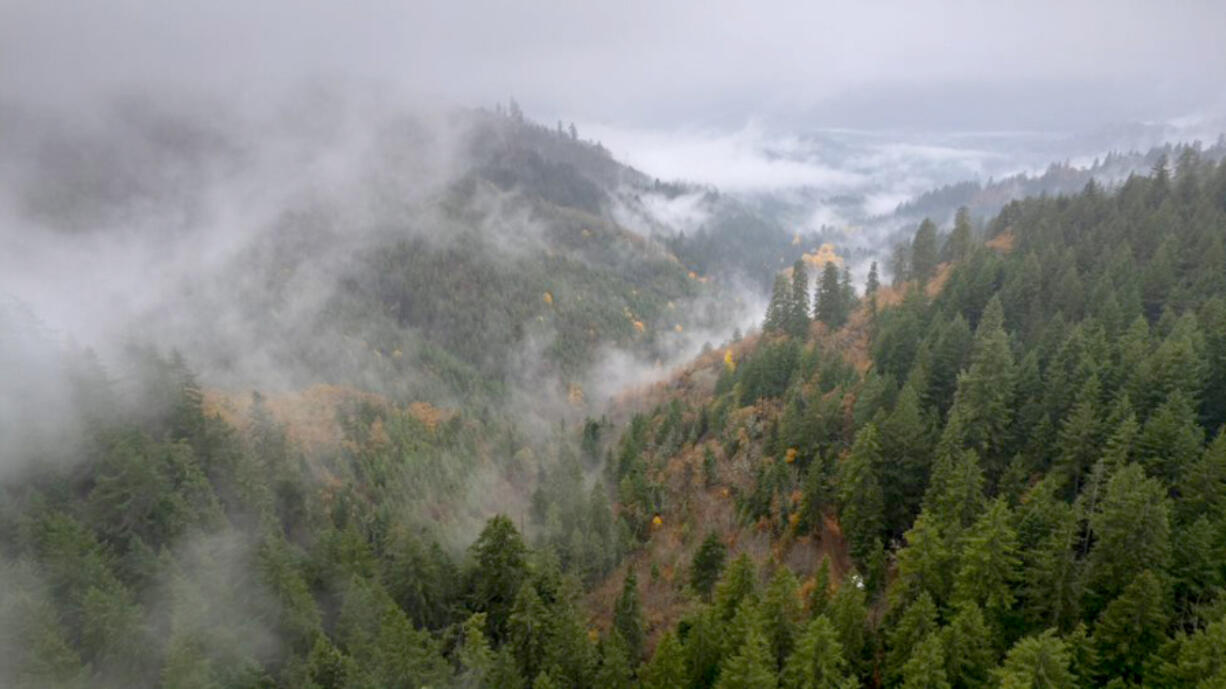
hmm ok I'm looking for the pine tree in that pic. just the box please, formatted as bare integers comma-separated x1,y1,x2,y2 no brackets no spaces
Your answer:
780,615,853,689
766,273,793,333
828,576,869,675
459,613,495,688
714,554,760,622
816,263,845,328
468,515,529,641
789,260,812,337
594,632,635,689
879,384,932,535
1136,391,1204,487
866,261,881,316
946,207,973,262
885,592,939,686
1016,480,1080,632
942,603,994,689
762,566,804,670
641,631,689,689
911,219,940,286
715,627,778,689
508,583,550,681
1092,570,1168,684
890,510,954,610
953,498,1021,624
993,631,1075,689
613,570,645,663
901,633,951,689
923,436,986,541
946,295,1015,474
1053,375,1103,496
839,267,855,322
837,424,885,569
692,532,728,601
810,556,833,618
1085,464,1171,612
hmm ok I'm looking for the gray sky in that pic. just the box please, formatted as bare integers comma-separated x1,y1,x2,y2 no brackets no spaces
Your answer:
3,0,1225,130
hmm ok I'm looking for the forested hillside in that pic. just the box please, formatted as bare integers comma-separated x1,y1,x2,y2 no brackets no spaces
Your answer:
591,152,1226,689
5,138,1226,689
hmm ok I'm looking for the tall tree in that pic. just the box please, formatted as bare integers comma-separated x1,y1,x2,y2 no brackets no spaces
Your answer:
613,570,645,663
901,633,951,689
911,219,940,286
468,515,529,641
766,273,793,333
993,631,1075,689
945,207,973,262
838,424,885,569
715,627,778,689
815,262,845,329
692,532,728,601
789,260,812,337
1085,464,1171,613
953,498,1021,625
780,616,853,689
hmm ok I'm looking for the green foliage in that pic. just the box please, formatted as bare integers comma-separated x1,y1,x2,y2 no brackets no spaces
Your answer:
780,615,854,689
994,630,1076,689
838,424,885,571
692,532,729,601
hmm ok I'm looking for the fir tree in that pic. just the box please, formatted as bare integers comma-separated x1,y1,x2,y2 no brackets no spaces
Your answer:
911,219,940,286
837,424,885,569
692,532,729,601
780,616,853,689
766,273,793,333
613,570,645,663
900,633,951,689
993,631,1075,689
715,627,778,689
816,263,845,329
641,631,688,689
789,260,812,337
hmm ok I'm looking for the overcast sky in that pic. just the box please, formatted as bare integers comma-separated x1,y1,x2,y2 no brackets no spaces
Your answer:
3,0,1225,132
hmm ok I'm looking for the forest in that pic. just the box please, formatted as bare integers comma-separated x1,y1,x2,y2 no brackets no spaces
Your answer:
4,135,1226,689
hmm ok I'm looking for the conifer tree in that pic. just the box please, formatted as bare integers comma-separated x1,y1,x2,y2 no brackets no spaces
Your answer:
890,510,954,610
901,633,951,689
789,260,812,337
911,219,940,286
947,295,1015,473
715,554,760,622
953,498,1021,624
885,592,939,686
866,261,880,316
780,616,853,689
816,263,845,328
1085,464,1171,612
828,577,869,675
692,532,728,601
946,207,973,262
762,566,804,670
837,424,885,569
715,627,778,689
993,631,1075,689
942,602,994,689
810,556,833,618
508,584,550,681
468,515,529,642
641,631,688,689
613,570,645,663
1092,570,1168,684
594,632,635,689
766,273,793,333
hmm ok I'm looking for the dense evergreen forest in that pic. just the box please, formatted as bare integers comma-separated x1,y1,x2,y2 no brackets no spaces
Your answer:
4,145,1226,689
